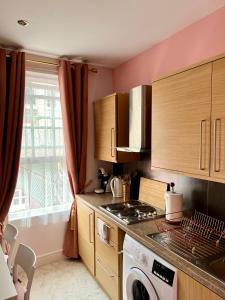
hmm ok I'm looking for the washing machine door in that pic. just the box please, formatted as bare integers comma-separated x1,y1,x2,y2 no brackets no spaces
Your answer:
126,267,159,300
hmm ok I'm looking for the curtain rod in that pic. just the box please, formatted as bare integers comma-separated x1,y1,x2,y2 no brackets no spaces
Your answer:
5,52,98,73
26,58,98,73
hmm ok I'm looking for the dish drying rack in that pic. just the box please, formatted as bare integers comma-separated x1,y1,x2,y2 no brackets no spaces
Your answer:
150,211,225,262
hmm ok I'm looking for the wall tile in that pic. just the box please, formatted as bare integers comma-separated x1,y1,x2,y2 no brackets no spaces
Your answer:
207,181,225,221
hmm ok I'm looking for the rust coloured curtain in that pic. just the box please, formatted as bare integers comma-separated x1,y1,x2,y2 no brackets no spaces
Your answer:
0,49,25,224
58,60,88,258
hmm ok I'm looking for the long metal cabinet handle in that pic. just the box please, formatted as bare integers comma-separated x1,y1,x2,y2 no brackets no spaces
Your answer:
214,118,221,172
199,120,206,170
111,128,115,157
88,213,94,244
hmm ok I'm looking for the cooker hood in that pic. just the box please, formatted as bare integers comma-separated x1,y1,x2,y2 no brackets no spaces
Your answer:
117,85,151,152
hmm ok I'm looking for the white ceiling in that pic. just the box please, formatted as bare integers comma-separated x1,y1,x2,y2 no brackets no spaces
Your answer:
0,0,225,68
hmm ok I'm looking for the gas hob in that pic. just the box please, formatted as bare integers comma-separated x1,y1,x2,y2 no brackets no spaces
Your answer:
100,201,165,224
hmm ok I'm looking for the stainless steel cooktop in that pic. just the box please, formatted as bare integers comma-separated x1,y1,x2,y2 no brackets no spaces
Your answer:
100,200,165,224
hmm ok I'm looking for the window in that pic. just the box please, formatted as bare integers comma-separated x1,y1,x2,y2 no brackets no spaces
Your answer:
9,71,72,220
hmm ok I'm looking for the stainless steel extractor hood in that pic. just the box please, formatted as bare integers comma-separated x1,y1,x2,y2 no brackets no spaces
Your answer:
117,85,151,152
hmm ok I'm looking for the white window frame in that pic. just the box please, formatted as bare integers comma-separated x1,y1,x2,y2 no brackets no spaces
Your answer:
9,70,72,221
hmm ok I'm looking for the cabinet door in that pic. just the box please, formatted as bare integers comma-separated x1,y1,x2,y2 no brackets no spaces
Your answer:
178,271,223,300
94,93,139,163
96,255,120,300
94,94,117,162
77,200,95,275
152,64,212,177
211,58,225,180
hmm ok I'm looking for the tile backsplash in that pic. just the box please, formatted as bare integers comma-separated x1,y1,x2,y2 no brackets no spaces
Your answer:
121,157,225,221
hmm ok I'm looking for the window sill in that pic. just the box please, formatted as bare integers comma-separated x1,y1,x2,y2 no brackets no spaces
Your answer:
8,203,71,222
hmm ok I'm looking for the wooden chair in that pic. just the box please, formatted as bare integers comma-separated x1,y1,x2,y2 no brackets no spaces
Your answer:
2,223,18,270
12,243,36,300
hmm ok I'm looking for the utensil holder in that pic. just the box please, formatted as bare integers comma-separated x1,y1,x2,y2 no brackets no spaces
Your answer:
122,184,130,201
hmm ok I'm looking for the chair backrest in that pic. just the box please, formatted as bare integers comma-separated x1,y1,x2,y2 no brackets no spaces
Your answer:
13,243,36,300
3,223,18,269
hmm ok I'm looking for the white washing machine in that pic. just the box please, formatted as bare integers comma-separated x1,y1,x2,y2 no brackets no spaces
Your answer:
123,234,177,300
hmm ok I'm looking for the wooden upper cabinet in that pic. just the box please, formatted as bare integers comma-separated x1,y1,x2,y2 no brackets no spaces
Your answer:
94,93,139,163
152,63,212,177
211,58,225,180
94,94,117,162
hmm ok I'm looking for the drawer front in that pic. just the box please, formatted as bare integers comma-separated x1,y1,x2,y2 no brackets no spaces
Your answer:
95,213,120,275
95,228,119,275
95,213,119,246
78,236,95,276
96,255,120,300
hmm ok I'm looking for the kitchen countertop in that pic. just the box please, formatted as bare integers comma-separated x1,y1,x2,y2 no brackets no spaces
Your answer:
77,192,225,299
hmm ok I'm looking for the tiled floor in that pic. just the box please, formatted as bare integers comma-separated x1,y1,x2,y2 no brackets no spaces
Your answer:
30,259,109,300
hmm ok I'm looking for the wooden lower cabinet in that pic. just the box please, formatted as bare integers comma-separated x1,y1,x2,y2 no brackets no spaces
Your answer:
178,270,223,300
95,212,125,300
96,255,120,300
77,199,95,276
77,198,224,300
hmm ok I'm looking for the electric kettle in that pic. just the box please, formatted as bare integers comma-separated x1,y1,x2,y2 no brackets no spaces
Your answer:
110,176,123,197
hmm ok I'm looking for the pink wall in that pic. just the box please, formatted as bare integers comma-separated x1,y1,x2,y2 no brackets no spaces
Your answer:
12,211,69,266
113,5,225,92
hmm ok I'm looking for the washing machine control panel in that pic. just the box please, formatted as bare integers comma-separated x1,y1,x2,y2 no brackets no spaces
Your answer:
152,259,175,286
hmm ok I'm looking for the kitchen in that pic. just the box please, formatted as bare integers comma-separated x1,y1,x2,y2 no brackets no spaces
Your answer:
1,1,225,300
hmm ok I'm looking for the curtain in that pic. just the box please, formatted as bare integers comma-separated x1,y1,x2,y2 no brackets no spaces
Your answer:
58,60,88,258
0,49,25,225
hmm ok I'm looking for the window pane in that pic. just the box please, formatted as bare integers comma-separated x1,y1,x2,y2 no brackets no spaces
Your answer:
9,71,72,220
